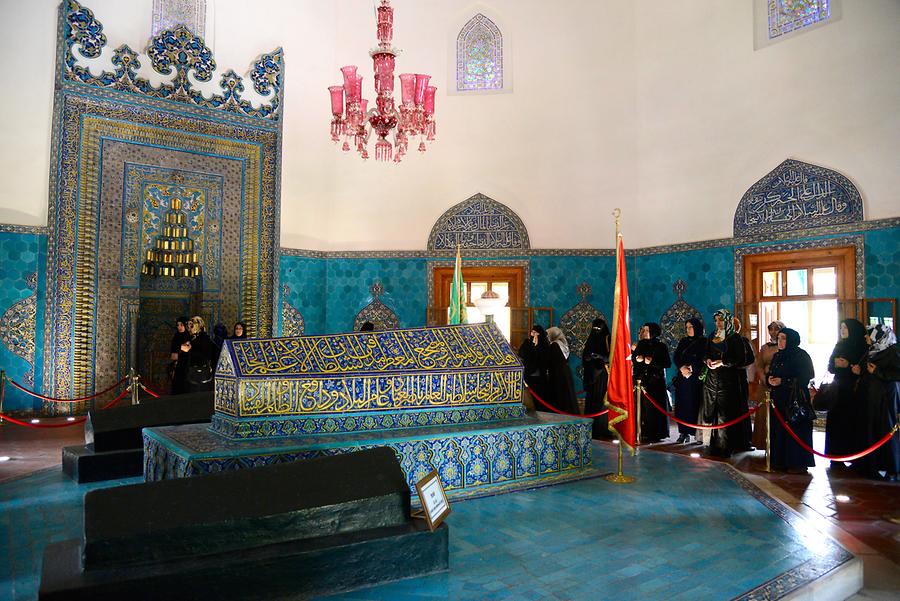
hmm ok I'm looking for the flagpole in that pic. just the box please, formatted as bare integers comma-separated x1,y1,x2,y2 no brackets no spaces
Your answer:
604,208,636,484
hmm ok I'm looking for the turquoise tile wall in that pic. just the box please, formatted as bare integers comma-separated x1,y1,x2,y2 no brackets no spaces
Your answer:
863,226,900,300
529,255,616,328
631,247,736,332
279,256,326,334
325,258,428,333
0,232,44,412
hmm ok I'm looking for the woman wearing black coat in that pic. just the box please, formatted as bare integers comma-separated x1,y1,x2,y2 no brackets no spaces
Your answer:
767,328,816,473
582,318,610,438
672,318,705,444
546,327,579,415
824,318,867,464
702,309,754,457
858,325,900,481
169,316,191,395
180,316,217,393
634,322,671,443
519,325,551,411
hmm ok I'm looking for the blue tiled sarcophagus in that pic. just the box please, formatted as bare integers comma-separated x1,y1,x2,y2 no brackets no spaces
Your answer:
143,323,593,497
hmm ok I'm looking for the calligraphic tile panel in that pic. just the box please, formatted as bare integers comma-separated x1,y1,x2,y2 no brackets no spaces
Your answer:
427,193,530,251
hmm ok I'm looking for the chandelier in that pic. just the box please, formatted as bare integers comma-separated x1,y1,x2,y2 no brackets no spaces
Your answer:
328,0,436,163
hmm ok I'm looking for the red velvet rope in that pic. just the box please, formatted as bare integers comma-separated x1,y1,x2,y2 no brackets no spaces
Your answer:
140,383,162,398
526,384,609,418
641,387,756,431
0,388,130,428
5,374,128,403
770,403,900,462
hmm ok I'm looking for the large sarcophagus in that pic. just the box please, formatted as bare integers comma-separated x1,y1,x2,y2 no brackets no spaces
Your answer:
144,323,593,497
210,323,526,439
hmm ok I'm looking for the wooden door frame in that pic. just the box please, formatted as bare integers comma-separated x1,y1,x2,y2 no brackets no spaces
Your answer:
743,246,856,304
432,266,525,317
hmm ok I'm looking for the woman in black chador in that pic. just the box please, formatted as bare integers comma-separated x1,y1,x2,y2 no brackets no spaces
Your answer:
672,318,705,444
824,318,867,464
767,328,815,473
169,316,191,395
582,318,611,438
519,325,551,411
634,322,671,443
858,325,900,481
179,316,217,393
546,327,579,415
702,309,754,457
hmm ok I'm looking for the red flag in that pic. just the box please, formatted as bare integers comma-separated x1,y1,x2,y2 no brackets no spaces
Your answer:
605,232,636,449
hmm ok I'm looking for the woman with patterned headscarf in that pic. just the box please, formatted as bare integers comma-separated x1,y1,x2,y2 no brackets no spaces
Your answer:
752,320,785,449
701,309,755,457
673,318,706,444
634,322,671,443
857,325,900,481
546,327,579,415
824,318,867,464
767,327,816,473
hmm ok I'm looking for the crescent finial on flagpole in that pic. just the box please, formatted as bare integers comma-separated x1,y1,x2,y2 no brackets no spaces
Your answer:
613,208,621,236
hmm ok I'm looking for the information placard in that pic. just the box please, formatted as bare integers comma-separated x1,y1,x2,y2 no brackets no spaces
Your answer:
413,470,451,531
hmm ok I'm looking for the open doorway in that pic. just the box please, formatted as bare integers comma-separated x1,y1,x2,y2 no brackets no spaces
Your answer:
741,246,856,383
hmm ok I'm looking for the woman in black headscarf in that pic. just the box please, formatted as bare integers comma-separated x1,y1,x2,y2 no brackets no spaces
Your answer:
519,325,551,412
230,321,249,339
824,318,867,464
672,318,705,444
767,328,816,473
582,317,611,438
702,309,754,457
169,316,191,395
634,322,671,443
858,325,900,481
546,327,579,415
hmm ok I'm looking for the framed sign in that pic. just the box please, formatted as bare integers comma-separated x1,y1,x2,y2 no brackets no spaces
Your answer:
413,470,451,531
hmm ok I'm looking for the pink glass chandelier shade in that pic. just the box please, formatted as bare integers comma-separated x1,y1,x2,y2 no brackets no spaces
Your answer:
328,0,436,163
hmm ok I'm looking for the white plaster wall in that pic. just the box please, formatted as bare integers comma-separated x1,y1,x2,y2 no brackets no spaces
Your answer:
0,0,896,249
634,0,900,246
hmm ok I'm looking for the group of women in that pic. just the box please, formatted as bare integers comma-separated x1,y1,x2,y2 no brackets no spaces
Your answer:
518,309,900,480
169,317,248,394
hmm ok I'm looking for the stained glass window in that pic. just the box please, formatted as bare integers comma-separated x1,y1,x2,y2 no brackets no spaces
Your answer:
768,0,831,40
457,14,503,92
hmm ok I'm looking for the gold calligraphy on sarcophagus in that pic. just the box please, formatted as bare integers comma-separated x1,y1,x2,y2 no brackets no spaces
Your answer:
228,323,520,377
235,370,524,417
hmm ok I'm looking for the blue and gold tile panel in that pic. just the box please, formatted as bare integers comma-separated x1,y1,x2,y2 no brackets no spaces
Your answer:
144,415,593,497
210,404,528,440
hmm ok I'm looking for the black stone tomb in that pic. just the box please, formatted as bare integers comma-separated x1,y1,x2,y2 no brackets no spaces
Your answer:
61,391,214,483
40,446,449,600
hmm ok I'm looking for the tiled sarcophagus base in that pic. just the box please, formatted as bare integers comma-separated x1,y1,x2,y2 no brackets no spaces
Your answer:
143,413,594,497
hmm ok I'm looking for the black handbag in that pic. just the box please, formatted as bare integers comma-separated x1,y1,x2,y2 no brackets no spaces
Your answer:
187,361,214,386
812,382,839,411
787,379,814,423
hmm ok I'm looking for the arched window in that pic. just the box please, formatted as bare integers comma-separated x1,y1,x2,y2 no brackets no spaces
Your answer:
456,14,503,92
768,0,831,40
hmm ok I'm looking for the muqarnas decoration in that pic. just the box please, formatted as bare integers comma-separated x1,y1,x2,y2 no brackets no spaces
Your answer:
354,282,400,331
734,159,863,237
559,282,606,362
659,280,703,354
63,0,283,121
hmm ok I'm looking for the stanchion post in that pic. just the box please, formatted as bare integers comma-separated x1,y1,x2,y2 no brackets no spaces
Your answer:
634,379,642,450
604,439,636,484
764,390,771,473
130,368,140,406
0,370,5,426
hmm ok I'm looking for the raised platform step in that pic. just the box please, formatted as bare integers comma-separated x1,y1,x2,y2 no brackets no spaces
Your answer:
61,445,144,484
144,412,594,496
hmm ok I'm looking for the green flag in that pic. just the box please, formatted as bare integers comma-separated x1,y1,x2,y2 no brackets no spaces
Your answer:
448,246,467,325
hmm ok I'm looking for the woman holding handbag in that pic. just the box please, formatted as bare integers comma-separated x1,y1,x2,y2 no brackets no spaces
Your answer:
767,328,815,473
180,316,216,393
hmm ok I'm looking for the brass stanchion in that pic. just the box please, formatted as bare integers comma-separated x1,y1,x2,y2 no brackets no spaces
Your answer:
130,368,141,406
604,440,636,484
764,390,772,473
0,370,6,426
634,379,642,451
